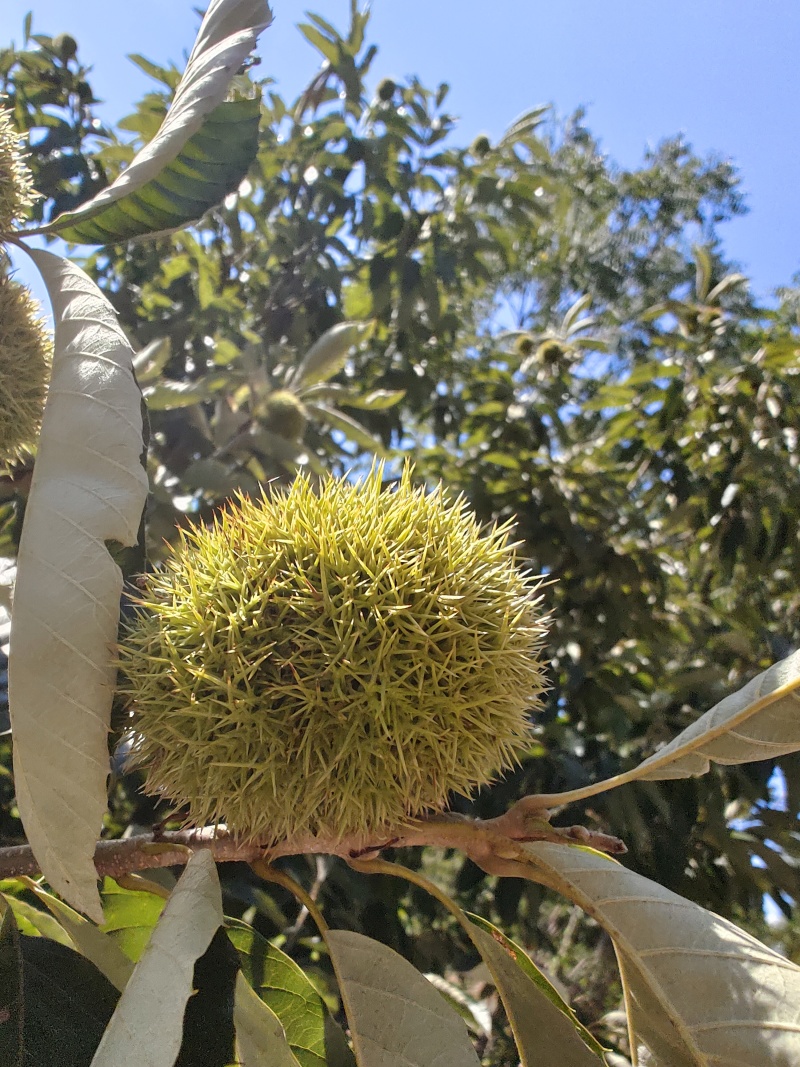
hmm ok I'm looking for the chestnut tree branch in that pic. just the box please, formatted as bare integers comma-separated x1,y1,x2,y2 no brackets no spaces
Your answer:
0,796,626,883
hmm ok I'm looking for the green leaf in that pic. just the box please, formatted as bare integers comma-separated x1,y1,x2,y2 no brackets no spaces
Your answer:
234,972,304,1067
326,930,480,1067
39,0,273,243
298,23,340,66
126,54,181,90
50,97,262,244
561,293,593,333
132,337,172,384
483,451,521,470
466,915,606,1065
0,907,23,1067
227,917,349,1067
303,402,388,455
99,877,167,963
339,388,405,411
143,378,212,410
292,322,372,389
1,893,74,947
694,244,713,301
23,882,134,992
498,105,549,146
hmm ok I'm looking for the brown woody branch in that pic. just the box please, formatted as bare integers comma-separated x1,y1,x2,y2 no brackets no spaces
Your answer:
0,797,626,882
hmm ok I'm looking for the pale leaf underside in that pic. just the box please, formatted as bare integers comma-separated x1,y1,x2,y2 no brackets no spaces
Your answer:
233,974,303,1067
9,250,148,922
89,851,223,1067
466,920,604,1066
636,648,800,779
533,648,800,810
525,842,800,1067
327,929,481,1067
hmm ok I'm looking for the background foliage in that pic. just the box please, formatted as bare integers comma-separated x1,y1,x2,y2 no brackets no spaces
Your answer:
2,5,799,1061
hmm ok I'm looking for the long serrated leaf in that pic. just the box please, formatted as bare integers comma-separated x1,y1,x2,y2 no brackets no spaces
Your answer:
562,293,593,333
292,322,371,389
498,105,550,146
298,23,340,66
99,877,166,963
90,851,223,1067
533,649,800,811
24,882,134,992
41,0,272,243
466,916,606,1065
9,251,148,922
143,379,210,410
2,893,74,946
132,337,172,384
706,272,747,304
227,917,332,1067
234,973,304,1067
523,842,800,1067
303,402,388,456
339,388,405,411
326,929,480,1067
54,98,261,244
348,858,603,1067
693,244,713,301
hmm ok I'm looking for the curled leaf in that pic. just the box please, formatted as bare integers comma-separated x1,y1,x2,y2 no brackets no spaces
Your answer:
9,250,148,921
43,0,272,243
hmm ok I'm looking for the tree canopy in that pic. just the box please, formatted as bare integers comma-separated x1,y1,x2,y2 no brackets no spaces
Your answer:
1,3,799,1063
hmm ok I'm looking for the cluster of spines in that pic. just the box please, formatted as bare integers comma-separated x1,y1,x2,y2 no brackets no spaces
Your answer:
0,103,37,233
0,276,52,462
121,465,549,844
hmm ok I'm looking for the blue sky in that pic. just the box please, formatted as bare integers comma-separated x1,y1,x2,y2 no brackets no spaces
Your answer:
2,0,799,301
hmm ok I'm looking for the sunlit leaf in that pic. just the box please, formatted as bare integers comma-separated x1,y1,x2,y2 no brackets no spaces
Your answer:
339,388,405,411
291,322,372,389
24,882,134,991
523,843,800,1066
535,649,800,810
41,0,272,243
303,402,388,456
1,892,73,947
227,917,333,1067
143,378,213,410
132,338,172,384
234,972,304,1067
90,851,223,1067
99,877,166,963
9,251,149,922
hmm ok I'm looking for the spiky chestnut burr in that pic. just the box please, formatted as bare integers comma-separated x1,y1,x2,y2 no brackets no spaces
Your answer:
120,464,549,845
0,104,37,232
0,275,52,462
262,389,308,441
